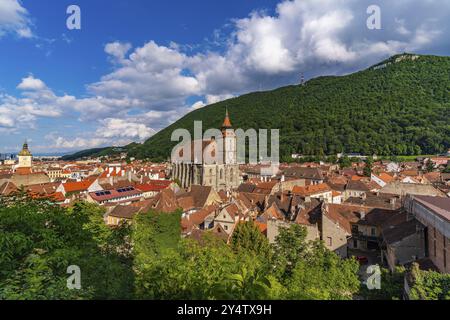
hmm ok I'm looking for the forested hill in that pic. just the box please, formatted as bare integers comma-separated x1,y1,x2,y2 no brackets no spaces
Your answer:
64,53,450,161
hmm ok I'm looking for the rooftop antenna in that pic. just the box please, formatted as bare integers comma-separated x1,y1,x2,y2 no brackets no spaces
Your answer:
300,72,305,86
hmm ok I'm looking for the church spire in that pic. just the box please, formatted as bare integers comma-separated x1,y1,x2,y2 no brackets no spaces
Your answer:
222,108,232,129
18,140,32,156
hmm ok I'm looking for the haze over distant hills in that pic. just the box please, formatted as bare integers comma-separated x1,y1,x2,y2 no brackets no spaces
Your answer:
63,53,450,162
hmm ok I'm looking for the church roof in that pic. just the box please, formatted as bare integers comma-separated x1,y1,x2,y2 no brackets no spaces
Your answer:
222,109,232,128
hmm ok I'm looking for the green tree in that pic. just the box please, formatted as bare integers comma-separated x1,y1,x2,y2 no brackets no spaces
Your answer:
285,241,360,300
339,156,352,169
230,221,270,257
0,197,134,300
271,224,308,279
409,264,450,300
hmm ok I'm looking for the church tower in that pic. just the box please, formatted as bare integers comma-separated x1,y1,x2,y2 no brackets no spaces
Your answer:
221,109,237,165
18,141,32,169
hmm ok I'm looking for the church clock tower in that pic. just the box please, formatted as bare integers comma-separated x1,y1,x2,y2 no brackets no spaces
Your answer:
18,141,32,169
221,109,237,165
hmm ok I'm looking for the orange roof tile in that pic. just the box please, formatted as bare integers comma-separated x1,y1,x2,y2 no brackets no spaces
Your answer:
292,183,331,196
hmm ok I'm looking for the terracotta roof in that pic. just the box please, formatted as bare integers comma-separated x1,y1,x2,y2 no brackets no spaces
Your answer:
237,183,256,193
283,167,324,180
424,172,441,183
177,195,196,211
88,186,142,203
222,109,232,128
135,180,172,192
378,172,395,183
147,188,180,213
26,182,60,195
324,204,368,233
109,205,140,219
182,205,217,233
262,202,285,221
63,180,94,193
401,170,419,177
346,180,370,192
292,183,331,196
0,181,18,196
179,185,215,208
255,221,267,235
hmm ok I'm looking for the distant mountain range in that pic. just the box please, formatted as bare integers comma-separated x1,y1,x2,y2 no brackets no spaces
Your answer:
62,53,450,162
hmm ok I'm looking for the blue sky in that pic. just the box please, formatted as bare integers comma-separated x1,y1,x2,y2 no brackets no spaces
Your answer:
0,0,449,154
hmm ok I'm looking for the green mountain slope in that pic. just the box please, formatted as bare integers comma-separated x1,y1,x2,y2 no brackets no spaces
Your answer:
67,53,450,161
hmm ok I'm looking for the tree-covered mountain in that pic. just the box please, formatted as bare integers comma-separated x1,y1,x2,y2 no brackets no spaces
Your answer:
66,53,450,161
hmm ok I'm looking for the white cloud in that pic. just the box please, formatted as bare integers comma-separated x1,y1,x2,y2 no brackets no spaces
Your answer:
191,101,206,110
0,0,33,38
17,75,47,90
2,0,450,152
96,118,155,141
105,41,132,63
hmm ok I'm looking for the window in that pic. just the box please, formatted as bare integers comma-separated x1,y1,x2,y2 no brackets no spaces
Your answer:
434,240,437,257
444,236,447,269
224,225,228,231
327,237,332,247
220,169,223,179
444,248,447,269
371,228,376,236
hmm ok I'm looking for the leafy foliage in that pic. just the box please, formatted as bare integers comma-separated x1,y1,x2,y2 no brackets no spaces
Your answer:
409,264,450,300
360,266,406,300
0,197,134,300
1,198,362,300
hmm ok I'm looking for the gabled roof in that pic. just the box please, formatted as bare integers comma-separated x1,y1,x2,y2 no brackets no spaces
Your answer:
108,205,140,219
0,181,18,196
63,180,95,193
380,182,446,197
413,195,450,222
346,180,370,192
382,219,423,245
292,183,331,196
135,180,172,192
237,183,256,193
283,167,324,180
147,188,181,213
89,186,142,202
178,185,216,208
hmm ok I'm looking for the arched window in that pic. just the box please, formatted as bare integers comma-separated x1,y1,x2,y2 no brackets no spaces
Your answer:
220,169,223,180
230,168,234,182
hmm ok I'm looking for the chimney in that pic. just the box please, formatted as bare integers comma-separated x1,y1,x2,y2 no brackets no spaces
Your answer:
359,211,366,220
390,197,396,207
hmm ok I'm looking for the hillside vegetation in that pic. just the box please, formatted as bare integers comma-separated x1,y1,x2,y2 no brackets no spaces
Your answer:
65,54,450,162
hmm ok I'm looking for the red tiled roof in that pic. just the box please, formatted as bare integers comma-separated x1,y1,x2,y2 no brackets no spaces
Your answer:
292,183,331,196
63,180,94,193
135,180,172,192
88,186,142,202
